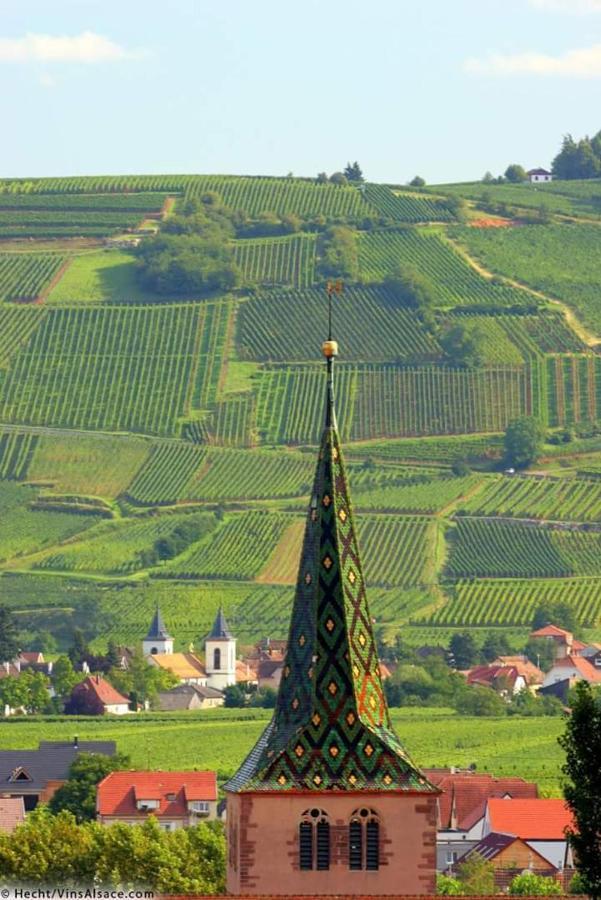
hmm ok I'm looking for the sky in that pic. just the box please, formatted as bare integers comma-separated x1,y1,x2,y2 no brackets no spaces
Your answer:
1,0,600,184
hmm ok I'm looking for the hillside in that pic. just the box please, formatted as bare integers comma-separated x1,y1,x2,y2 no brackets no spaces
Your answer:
2,172,601,653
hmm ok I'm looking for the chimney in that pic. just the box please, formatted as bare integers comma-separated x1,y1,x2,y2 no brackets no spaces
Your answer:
73,735,79,750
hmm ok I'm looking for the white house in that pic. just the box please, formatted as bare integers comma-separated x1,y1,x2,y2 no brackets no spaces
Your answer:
527,168,552,183
542,654,601,689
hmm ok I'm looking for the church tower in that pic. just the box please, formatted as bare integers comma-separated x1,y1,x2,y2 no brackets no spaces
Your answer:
205,607,236,690
142,607,174,657
225,317,439,896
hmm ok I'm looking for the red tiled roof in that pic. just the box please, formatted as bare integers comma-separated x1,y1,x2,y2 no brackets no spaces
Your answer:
551,655,601,682
466,665,521,689
0,662,21,679
97,771,217,817
487,798,574,840
19,652,44,664
572,639,588,652
530,624,572,639
0,797,25,832
82,676,129,707
423,770,538,830
495,656,544,685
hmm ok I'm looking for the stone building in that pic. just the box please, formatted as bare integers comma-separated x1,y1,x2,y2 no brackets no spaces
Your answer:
225,326,439,895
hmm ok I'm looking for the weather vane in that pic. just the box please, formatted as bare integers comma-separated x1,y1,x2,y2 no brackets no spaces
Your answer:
325,280,343,343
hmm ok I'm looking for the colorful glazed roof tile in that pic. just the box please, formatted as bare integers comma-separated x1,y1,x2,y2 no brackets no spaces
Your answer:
226,331,436,794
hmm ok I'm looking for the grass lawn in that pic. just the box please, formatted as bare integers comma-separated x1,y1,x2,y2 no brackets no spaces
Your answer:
47,251,161,303
0,708,566,795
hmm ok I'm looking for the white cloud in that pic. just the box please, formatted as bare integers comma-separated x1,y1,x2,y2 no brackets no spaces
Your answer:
0,31,144,64
464,43,601,78
529,0,601,12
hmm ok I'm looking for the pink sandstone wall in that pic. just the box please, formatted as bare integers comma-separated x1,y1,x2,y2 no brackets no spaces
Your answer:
226,791,437,896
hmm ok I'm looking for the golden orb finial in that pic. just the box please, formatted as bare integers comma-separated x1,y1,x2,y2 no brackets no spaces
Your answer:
322,340,339,359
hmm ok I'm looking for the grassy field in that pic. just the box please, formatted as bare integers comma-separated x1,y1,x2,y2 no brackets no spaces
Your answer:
0,708,566,795
47,251,161,303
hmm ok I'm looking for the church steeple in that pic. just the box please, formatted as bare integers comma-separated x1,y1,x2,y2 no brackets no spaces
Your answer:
227,299,434,794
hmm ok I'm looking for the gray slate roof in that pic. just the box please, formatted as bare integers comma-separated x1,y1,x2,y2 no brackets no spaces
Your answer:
208,607,233,640
145,606,172,641
0,744,115,793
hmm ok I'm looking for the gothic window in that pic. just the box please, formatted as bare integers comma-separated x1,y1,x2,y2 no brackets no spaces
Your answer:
214,647,221,669
349,808,379,871
299,808,330,871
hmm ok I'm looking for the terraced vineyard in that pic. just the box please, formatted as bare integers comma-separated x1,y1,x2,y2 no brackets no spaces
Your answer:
0,305,46,367
2,171,601,650
363,183,455,222
0,303,225,435
232,234,316,288
464,475,601,522
159,510,291,580
447,517,601,578
0,254,65,301
237,286,441,362
429,577,601,628
358,228,532,306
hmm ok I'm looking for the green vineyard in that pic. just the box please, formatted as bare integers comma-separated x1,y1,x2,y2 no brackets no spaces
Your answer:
0,303,225,435
447,517,601,578
0,254,65,301
464,474,601,522
232,234,316,288
237,286,442,362
429,577,601,628
363,183,455,222
358,228,531,306
0,306,46,367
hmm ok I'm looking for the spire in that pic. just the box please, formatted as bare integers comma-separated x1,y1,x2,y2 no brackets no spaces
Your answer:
227,291,435,795
208,607,233,640
145,606,172,641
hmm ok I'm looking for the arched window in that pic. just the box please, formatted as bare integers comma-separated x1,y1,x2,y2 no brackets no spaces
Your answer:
213,647,221,670
349,808,379,871
299,808,330,871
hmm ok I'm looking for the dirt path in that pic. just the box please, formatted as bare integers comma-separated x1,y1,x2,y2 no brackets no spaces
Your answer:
449,235,601,348
36,257,73,303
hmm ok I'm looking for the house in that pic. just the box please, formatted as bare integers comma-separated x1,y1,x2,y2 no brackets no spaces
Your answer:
96,771,218,829
423,768,538,871
0,797,25,832
542,654,601,689
257,658,285,690
527,168,552,182
538,676,576,704
236,659,259,685
529,623,585,660
157,683,224,711
465,664,526,697
493,655,544,687
148,652,207,685
0,741,116,811
454,832,563,889
484,797,574,869
66,675,131,715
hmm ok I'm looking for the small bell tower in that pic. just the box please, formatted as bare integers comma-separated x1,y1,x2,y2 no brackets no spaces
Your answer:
205,607,236,690
142,606,173,657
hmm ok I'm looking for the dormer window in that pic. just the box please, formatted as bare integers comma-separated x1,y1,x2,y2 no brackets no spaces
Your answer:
9,767,32,783
166,792,176,801
136,799,159,811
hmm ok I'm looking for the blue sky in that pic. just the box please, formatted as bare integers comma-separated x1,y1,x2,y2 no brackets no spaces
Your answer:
1,0,600,183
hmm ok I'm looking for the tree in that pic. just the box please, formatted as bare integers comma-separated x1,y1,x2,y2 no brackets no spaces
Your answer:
343,161,364,183
504,416,544,469
524,637,556,672
52,655,79,699
455,685,507,717
105,639,121,670
135,233,242,296
316,172,329,184
107,647,177,707
482,171,495,183
409,175,426,187
532,600,577,634
0,605,20,661
481,631,511,663
223,684,247,707
456,851,495,894
317,226,359,281
329,172,348,185
437,874,463,894
559,680,601,898
505,164,527,183
49,751,131,822
449,631,479,669
68,628,91,669
382,264,436,327
509,872,562,895
249,687,277,708
440,323,489,368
